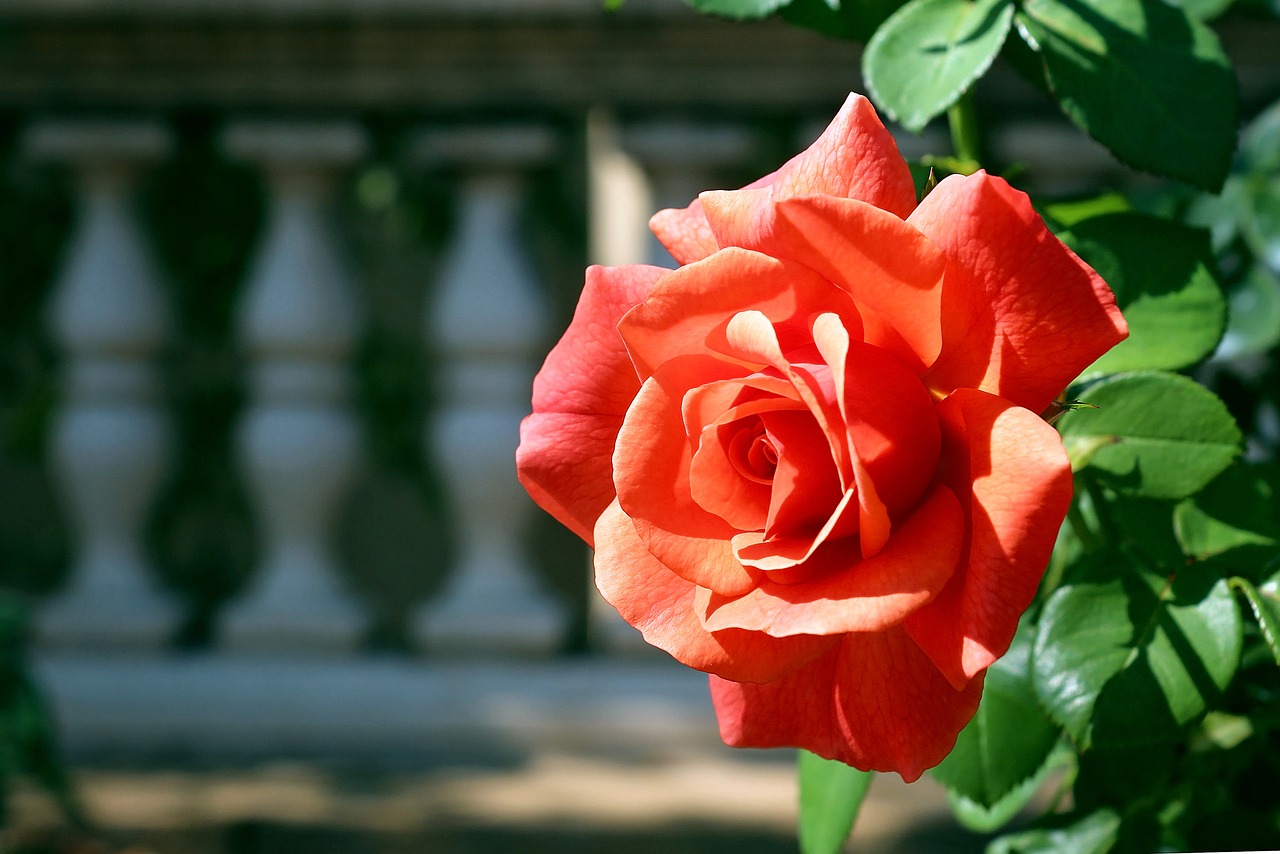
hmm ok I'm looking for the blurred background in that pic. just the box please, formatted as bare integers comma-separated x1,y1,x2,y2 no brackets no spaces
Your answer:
0,0,1276,851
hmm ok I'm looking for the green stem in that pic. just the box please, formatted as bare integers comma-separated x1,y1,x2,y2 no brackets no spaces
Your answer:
946,90,984,168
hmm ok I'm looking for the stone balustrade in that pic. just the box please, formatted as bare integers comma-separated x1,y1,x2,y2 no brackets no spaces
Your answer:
0,0,1274,758
15,106,807,660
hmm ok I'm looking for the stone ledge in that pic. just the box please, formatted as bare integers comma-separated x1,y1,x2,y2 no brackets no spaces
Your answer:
33,654,724,763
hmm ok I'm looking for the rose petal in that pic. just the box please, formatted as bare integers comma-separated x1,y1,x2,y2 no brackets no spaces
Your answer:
710,627,985,781
700,194,948,372
911,172,1128,413
813,315,942,517
649,93,917,264
706,484,963,636
517,263,669,545
689,394,807,531
595,500,837,683
614,354,761,596
732,489,858,574
714,309,853,489
905,389,1074,690
618,248,861,382
518,412,627,546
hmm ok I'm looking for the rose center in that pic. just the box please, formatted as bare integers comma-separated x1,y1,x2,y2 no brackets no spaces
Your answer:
727,417,777,484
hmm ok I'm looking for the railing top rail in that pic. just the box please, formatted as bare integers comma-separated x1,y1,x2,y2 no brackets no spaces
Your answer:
0,0,695,20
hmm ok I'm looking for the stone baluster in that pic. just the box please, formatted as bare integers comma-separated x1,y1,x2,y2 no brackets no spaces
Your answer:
221,122,367,653
411,127,566,655
623,122,755,269
26,120,178,649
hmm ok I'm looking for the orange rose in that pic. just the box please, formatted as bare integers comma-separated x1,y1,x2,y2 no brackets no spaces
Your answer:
517,94,1127,780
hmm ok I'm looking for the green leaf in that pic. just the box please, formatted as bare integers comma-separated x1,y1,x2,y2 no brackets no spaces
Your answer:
863,0,1014,132
1174,463,1279,566
798,751,873,854
1016,0,1237,190
931,627,1060,808
684,0,794,18
1218,264,1280,359
946,745,1069,833
1063,214,1225,377
1228,575,1280,665
1057,372,1240,500
1033,568,1242,749
987,808,1121,854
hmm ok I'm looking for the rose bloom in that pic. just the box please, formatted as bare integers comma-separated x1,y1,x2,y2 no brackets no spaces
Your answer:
517,94,1127,780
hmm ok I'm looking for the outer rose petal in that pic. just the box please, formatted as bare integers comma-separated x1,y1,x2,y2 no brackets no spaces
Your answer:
649,94,918,264
704,485,964,637
904,389,1074,690
517,263,668,545
911,172,1128,413
594,500,837,683
711,628,986,782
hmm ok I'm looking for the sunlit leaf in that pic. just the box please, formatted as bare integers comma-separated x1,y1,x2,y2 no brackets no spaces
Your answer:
863,0,1014,132
798,751,873,854
1033,569,1242,749
1174,463,1279,566
931,627,1059,808
1058,372,1240,500
1017,0,1236,190
988,808,1121,854
1064,213,1225,378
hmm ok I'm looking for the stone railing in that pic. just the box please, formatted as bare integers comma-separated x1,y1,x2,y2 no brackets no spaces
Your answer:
1,0,1276,757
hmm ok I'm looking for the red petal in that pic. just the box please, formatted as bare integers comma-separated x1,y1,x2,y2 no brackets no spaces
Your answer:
613,355,761,596
517,264,668,545
617,248,860,383
813,314,942,519
594,500,837,683
705,485,963,637
759,408,844,538
911,172,1128,413
905,389,1074,689
710,628,985,782
688,393,806,531
649,93,917,264
700,194,948,373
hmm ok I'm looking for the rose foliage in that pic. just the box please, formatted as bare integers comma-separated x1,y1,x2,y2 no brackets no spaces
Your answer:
517,93,1128,781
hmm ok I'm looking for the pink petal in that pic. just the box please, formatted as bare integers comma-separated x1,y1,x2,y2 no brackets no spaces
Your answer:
905,389,1074,690
517,264,669,545
594,500,837,683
